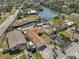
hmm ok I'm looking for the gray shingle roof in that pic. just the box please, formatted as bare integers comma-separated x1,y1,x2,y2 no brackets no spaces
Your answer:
6,30,26,49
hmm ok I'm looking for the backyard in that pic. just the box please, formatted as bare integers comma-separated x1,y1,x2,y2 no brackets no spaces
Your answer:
40,33,52,45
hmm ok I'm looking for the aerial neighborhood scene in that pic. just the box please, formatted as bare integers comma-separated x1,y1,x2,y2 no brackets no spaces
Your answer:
0,0,79,59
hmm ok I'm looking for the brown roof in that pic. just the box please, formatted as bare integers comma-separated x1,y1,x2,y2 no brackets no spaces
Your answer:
25,29,45,46
6,30,26,49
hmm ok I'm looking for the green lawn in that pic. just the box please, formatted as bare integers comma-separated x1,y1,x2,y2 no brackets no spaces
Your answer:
0,16,7,25
20,54,27,59
26,15,39,21
41,34,52,45
33,51,43,59
0,53,12,59
0,35,8,48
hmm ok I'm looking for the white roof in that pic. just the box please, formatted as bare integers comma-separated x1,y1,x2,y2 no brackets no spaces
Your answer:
64,20,75,26
28,10,37,14
28,42,34,46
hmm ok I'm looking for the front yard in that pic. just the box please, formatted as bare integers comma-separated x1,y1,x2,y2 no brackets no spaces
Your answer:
33,51,43,59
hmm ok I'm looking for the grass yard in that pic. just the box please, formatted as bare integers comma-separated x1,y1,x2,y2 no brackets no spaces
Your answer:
58,31,69,37
56,31,73,47
51,19,64,26
10,7,16,15
20,54,27,59
33,51,43,59
0,35,8,48
26,15,39,21
41,34,52,45
0,16,7,25
0,35,12,59
0,53,12,59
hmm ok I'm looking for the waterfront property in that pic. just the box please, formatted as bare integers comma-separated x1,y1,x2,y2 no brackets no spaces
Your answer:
6,30,26,52
23,27,46,51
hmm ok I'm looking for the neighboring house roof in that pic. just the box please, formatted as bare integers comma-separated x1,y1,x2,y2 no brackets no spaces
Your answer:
71,13,79,17
27,10,37,14
6,30,26,49
64,20,75,26
23,27,45,47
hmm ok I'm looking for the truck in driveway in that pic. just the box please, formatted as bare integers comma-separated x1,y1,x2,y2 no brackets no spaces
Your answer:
27,41,36,52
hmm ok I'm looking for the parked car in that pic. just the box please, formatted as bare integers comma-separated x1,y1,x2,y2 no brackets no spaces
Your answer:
28,42,36,52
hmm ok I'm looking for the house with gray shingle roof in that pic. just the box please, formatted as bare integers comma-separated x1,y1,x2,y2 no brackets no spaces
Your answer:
6,30,26,51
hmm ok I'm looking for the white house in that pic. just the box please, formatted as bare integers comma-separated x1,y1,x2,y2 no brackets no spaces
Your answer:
64,20,75,26
27,10,37,14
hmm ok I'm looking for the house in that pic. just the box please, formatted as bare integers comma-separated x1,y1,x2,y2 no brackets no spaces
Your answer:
70,13,79,20
6,30,26,51
27,10,37,14
42,25,52,34
13,18,39,27
60,5,68,13
23,27,46,51
64,20,75,27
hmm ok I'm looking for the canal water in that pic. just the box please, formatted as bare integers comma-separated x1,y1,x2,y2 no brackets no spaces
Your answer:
38,7,57,20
